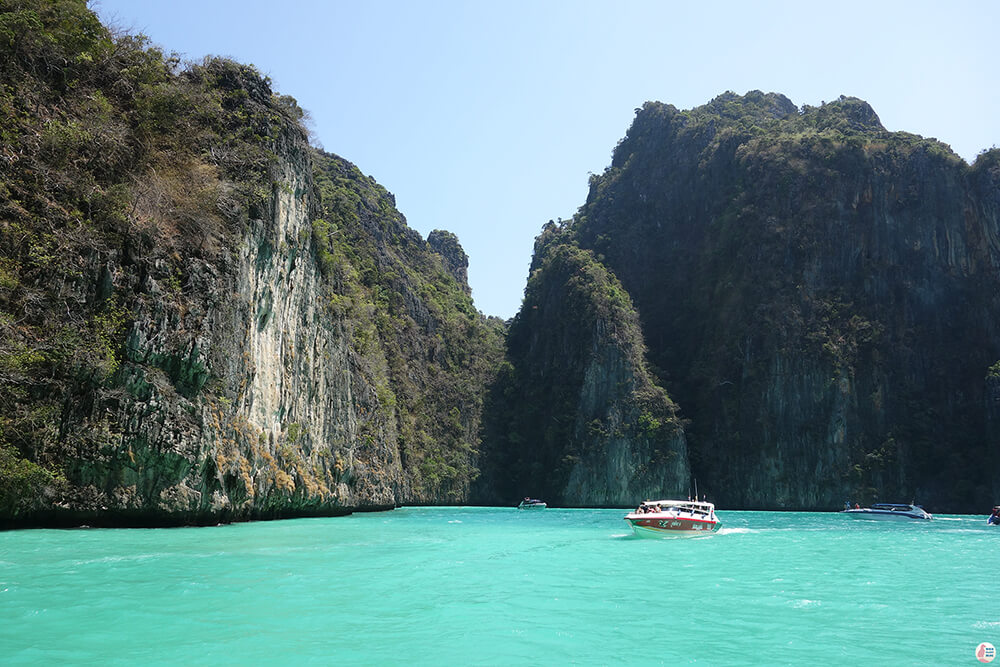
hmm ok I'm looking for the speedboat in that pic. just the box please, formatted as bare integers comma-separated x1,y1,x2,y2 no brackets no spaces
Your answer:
517,498,546,510
624,500,721,537
840,503,932,520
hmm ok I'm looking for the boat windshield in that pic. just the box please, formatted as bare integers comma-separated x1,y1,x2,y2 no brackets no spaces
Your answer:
637,500,713,513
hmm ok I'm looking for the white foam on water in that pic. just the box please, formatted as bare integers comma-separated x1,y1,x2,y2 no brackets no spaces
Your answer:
791,599,821,608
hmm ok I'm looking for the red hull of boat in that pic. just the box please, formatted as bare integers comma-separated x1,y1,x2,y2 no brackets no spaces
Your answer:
626,516,720,535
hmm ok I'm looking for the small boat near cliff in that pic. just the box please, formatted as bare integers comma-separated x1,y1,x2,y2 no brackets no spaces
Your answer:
840,503,932,521
624,500,721,537
987,506,1000,525
518,498,546,510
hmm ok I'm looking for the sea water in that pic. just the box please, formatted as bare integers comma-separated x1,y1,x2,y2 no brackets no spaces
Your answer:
1,507,997,665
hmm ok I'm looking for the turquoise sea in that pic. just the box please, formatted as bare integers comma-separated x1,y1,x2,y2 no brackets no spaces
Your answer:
2,507,998,665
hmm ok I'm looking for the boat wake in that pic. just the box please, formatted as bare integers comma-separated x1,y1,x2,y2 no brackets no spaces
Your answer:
717,527,755,535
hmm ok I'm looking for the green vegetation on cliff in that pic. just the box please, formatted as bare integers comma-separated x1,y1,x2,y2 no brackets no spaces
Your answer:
560,91,1000,511
0,0,504,525
4,2,996,520
477,222,688,505
2,0,296,520
310,151,504,502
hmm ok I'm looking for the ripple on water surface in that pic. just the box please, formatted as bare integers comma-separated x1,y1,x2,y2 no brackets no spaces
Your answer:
1,508,997,664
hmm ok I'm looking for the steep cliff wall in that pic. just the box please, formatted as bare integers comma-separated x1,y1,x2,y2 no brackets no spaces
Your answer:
975,151,1000,504
0,2,503,526
56,129,405,525
310,152,505,504
5,5,997,520
476,224,689,506
567,92,1000,511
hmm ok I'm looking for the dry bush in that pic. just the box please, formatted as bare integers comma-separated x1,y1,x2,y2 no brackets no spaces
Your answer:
131,158,228,258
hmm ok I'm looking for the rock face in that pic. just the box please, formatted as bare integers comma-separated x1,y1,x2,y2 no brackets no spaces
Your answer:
558,92,1000,511
309,152,505,505
61,131,408,524
0,5,503,527
475,224,689,506
427,230,470,294
4,4,999,522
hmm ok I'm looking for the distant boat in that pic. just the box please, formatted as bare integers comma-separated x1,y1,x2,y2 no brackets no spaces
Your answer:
518,498,546,510
624,499,721,537
988,506,1000,526
840,503,932,521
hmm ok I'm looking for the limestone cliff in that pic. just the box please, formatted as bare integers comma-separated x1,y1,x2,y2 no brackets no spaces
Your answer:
0,2,503,526
427,230,470,294
5,4,998,522
564,92,1000,511
56,129,406,524
476,223,689,506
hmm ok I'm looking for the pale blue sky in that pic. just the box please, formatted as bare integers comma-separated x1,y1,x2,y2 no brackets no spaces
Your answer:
93,0,999,319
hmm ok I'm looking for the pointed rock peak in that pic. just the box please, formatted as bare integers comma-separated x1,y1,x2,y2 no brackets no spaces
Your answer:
428,229,470,292
828,95,884,131
705,90,797,120
800,96,885,133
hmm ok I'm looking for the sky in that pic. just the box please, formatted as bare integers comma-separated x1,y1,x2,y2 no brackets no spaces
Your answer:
92,0,1000,319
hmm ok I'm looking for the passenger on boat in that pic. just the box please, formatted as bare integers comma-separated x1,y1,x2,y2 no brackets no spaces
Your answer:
989,507,1000,525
